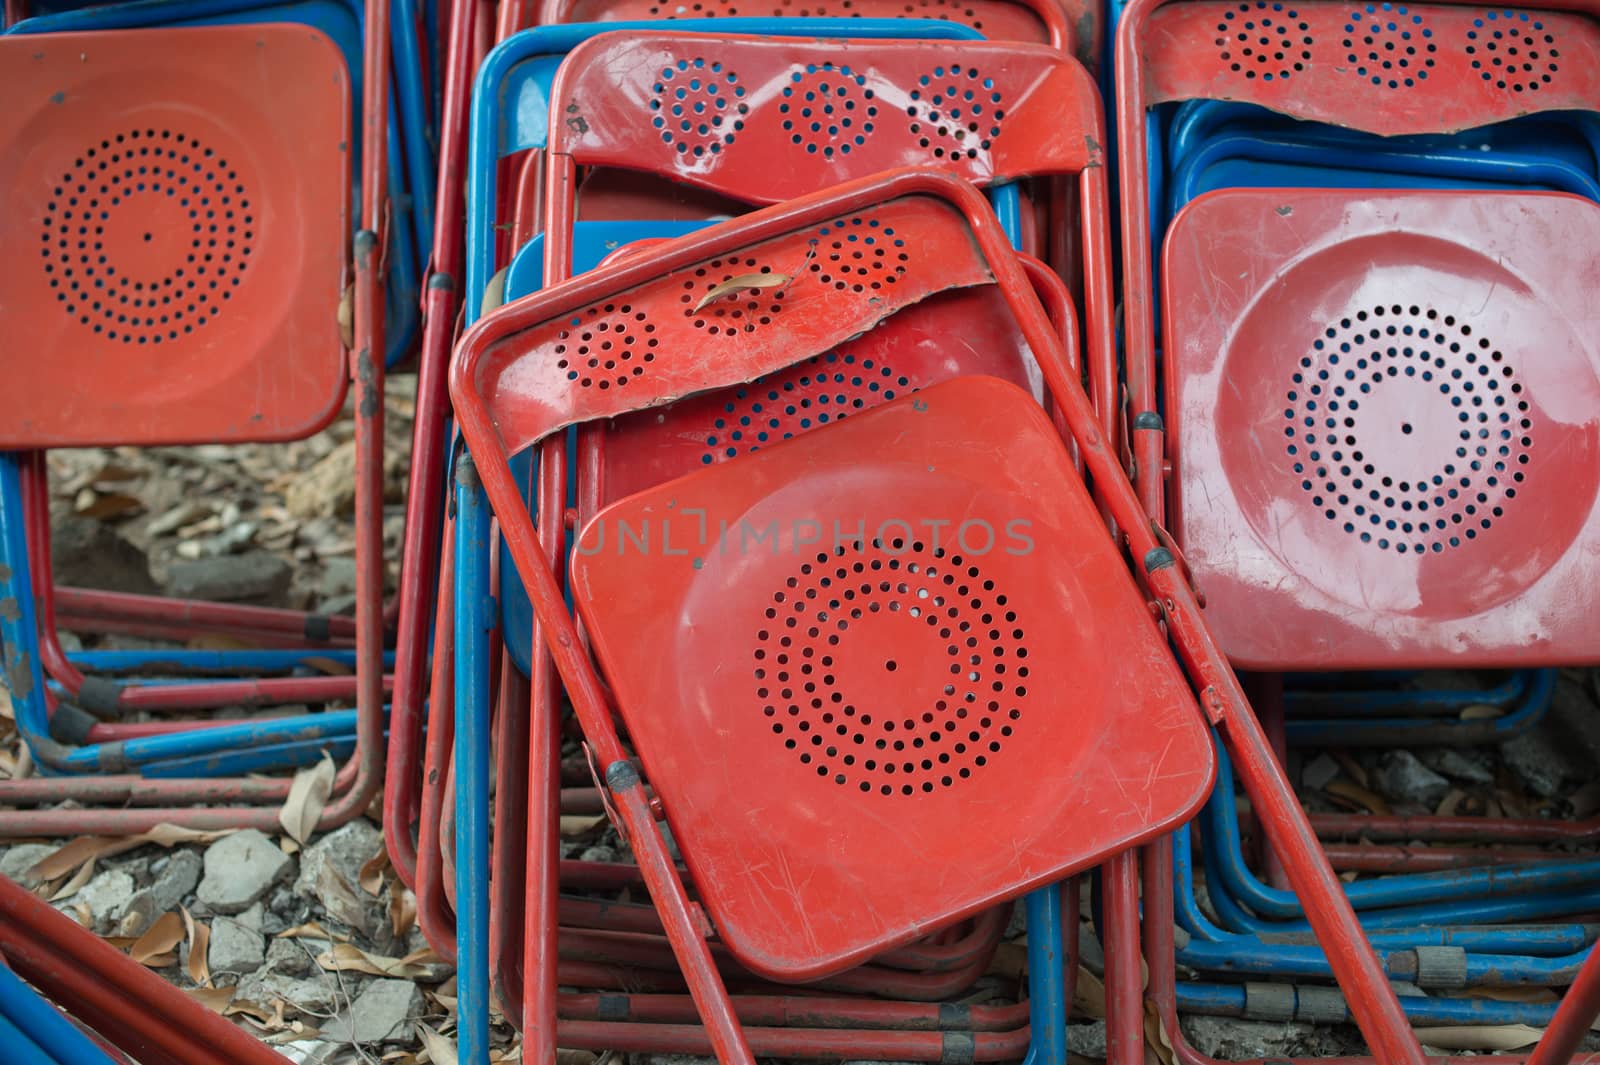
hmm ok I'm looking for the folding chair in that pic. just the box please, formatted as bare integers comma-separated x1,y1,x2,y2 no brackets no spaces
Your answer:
0,0,426,729
0,875,294,1065
1115,0,1600,1047
450,164,1430,1065
389,15,996,945
443,30,1124,1059
0,4,391,833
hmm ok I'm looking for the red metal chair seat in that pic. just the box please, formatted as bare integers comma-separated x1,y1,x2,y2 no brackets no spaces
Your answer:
0,24,348,448
1162,187,1600,671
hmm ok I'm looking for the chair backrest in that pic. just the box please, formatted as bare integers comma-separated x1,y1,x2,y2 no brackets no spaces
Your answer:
1161,186,1600,669
0,24,350,448
545,32,1100,204
536,0,1076,51
538,33,1119,440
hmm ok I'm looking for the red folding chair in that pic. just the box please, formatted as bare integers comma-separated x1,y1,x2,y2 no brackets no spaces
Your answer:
1115,0,1600,1052
450,165,1430,1065
0,5,392,834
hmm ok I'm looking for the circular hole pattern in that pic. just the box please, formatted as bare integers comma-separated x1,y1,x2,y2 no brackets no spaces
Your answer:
1216,1,1314,81
681,256,787,334
1284,303,1531,554
650,59,748,157
554,302,655,390
1345,3,1436,87
807,217,909,291
41,129,253,345
781,64,879,159
1466,10,1559,92
907,65,1002,161
700,351,913,465
755,537,1027,796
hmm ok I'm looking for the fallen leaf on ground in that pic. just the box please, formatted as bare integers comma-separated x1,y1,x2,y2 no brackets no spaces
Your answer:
277,920,345,943
48,857,98,901
360,846,391,895
277,753,336,844
187,987,236,1013
418,1023,459,1065
1414,1025,1542,1051
317,942,449,980
129,911,185,967
28,825,233,885
182,906,211,986
390,886,417,937
1324,779,1392,815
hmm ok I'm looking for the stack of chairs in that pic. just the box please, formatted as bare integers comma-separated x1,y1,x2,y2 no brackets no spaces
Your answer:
6,0,1600,1061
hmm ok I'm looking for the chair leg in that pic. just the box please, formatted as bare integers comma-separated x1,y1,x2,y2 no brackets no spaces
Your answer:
1104,851,1146,1065
1153,577,1425,1065
608,779,757,1065
1525,944,1600,1065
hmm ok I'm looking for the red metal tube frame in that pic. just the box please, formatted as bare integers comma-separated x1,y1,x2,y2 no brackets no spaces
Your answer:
0,875,291,1065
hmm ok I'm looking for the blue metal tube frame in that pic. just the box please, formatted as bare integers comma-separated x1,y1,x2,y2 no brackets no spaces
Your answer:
1283,670,1533,719
453,453,494,1065
0,964,117,1065
0,1008,65,1065
1173,981,1581,1027
65,649,393,675
1201,733,1597,924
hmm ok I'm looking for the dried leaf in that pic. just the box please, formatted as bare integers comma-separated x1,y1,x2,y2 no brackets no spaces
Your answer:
49,857,98,901
1414,1025,1542,1051
187,987,237,1013
276,921,343,942
67,904,92,928
130,911,185,966
183,907,212,987
1144,999,1176,1065
559,815,606,839
1324,779,1392,815
277,753,336,844
359,847,391,895
0,685,14,721
29,825,233,885
417,1023,459,1065
1329,750,1369,789
481,268,508,317
338,283,355,348
692,272,790,313
1073,965,1107,1020
555,1051,595,1065
186,633,261,651
1460,703,1505,721
302,656,354,677
75,491,143,520
389,886,417,937
317,943,449,981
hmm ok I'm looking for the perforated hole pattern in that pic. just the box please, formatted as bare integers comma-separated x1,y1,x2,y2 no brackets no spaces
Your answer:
640,0,990,33
701,351,912,464
1283,304,1531,554
556,303,658,389
1345,3,1436,87
41,129,253,344
781,64,879,158
1466,9,1560,92
1216,1,1314,81
907,66,1004,160
650,59,749,157
756,537,1028,795
807,217,909,290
